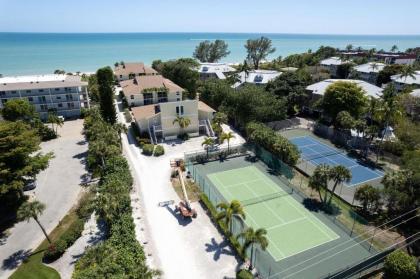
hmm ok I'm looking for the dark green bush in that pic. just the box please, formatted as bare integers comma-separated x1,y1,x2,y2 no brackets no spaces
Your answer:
60,219,85,246
236,269,253,279
137,137,151,147
200,193,244,259
384,250,417,279
142,144,154,156
382,140,405,156
178,133,189,140
44,239,67,262
154,145,165,156
130,122,141,138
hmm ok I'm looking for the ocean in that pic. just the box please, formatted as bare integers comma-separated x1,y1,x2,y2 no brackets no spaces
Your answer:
1,32,420,76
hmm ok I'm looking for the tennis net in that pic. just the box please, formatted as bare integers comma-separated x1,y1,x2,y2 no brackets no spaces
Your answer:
302,149,345,161
242,190,292,207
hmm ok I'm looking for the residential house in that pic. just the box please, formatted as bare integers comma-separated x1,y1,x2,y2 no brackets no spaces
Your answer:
114,62,158,82
375,53,417,65
131,100,216,141
305,79,383,114
0,74,89,119
320,57,348,77
120,75,183,107
352,62,386,85
233,70,281,88
391,71,420,91
197,63,236,80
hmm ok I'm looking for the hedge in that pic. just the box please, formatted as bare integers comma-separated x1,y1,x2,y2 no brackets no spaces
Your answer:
200,193,244,259
383,250,417,279
245,122,300,166
73,108,157,278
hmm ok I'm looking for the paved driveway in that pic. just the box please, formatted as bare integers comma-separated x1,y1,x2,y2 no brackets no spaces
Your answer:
0,120,87,279
123,129,241,279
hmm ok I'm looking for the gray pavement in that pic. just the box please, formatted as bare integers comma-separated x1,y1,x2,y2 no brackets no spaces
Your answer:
0,119,87,279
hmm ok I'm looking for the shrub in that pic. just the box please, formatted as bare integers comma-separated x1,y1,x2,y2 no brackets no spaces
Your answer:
154,145,165,156
384,250,417,279
123,108,132,123
142,144,154,156
381,140,405,156
36,123,57,141
178,133,189,140
44,239,67,262
137,137,151,147
236,269,253,279
60,219,85,246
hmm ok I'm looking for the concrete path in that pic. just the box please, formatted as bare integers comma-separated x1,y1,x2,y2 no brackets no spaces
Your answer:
0,120,87,279
123,132,240,279
48,213,106,279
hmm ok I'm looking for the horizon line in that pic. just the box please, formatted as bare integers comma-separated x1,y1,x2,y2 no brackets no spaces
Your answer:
1,31,420,36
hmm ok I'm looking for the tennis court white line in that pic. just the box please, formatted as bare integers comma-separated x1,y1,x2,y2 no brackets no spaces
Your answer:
243,182,286,223
266,217,308,231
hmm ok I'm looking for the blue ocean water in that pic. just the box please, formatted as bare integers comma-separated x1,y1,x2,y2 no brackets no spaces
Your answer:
1,32,420,76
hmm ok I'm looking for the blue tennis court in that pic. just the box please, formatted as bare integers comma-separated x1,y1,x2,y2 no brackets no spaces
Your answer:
290,136,384,186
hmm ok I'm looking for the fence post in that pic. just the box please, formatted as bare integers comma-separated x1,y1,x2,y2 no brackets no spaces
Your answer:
350,217,356,237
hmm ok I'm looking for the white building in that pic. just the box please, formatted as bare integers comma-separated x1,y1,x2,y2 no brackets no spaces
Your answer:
391,71,420,91
233,70,281,88
320,57,349,77
352,62,386,85
306,79,383,99
197,63,236,80
0,74,89,119
375,53,417,65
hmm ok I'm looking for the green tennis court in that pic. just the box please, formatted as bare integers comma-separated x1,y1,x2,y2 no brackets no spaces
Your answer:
208,165,339,261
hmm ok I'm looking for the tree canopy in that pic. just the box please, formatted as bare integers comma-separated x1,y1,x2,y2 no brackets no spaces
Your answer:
1,99,37,121
152,58,199,99
193,40,230,62
265,71,311,115
245,37,276,69
321,81,369,120
96,66,116,124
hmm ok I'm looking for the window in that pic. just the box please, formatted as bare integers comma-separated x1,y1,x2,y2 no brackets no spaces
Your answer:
38,96,46,103
176,105,184,116
58,103,63,108
26,90,31,93
67,102,75,108
0,91,5,96
143,93,153,105
55,88,60,91
158,92,168,102
57,96,61,100
130,95,134,99
28,97,33,102
66,94,73,101
119,75,122,78
40,104,48,111
38,89,44,93
11,91,17,94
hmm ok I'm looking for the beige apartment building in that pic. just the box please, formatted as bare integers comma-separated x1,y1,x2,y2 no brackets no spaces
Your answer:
0,74,89,119
120,75,183,107
114,62,158,82
132,100,215,141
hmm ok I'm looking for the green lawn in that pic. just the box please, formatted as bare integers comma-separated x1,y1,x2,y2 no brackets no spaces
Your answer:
10,201,83,279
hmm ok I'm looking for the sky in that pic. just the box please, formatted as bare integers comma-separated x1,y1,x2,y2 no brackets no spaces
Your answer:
0,0,419,35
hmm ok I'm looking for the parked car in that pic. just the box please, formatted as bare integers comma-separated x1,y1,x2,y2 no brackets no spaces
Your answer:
23,179,37,191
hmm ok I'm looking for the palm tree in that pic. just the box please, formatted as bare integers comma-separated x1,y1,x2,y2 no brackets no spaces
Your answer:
173,116,191,136
400,65,416,83
216,200,245,234
113,122,128,147
202,137,215,158
220,132,235,152
308,164,331,203
17,200,51,243
327,165,352,205
237,227,268,268
47,111,64,135
241,60,251,82
390,45,399,53
345,44,353,52
212,112,228,135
